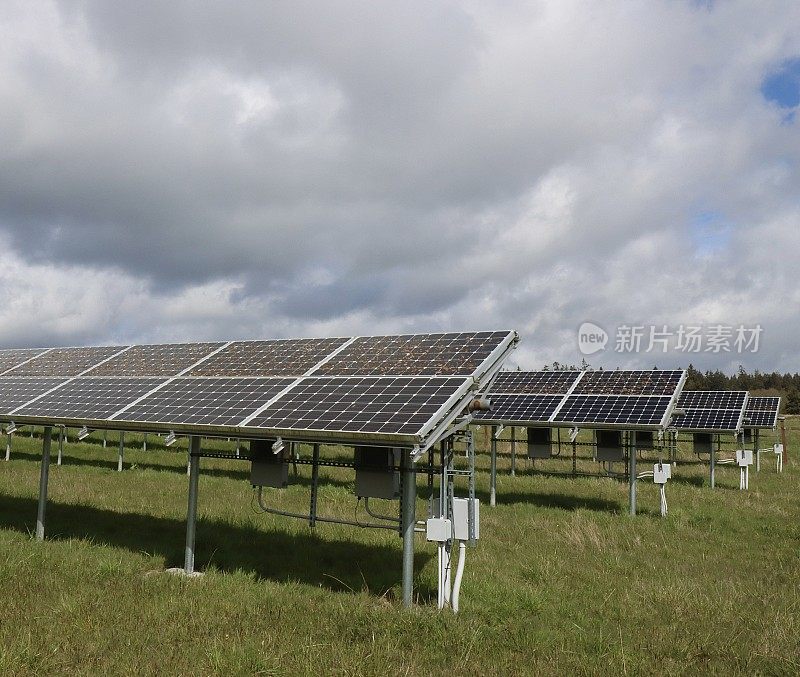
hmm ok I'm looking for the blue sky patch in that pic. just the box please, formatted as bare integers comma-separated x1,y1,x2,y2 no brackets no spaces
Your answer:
761,57,800,110
691,211,732,256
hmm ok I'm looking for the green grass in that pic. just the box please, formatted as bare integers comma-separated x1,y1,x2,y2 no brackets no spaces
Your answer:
0,423,798,675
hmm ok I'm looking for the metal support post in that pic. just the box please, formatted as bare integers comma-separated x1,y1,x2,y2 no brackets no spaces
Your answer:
36,427,53,540
628,431,637,516
143,432,147,453
57,427,64,466
400,448,416,608
184,436,201,574
710,436,717,489
510,426,516,477
103,429,107,448
118,431,125,472
780,418,788,466
489,426,497,507
5,432,11,461
309,443,320,529
754,429,760,472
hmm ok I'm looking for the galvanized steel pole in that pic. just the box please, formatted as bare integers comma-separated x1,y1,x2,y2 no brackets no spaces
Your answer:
628,431,637,516
489,426,497,507
36,427,53,540
184,436,201,574
400,448,416,608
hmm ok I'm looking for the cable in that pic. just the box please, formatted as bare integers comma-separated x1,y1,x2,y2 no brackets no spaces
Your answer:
452,541,466,613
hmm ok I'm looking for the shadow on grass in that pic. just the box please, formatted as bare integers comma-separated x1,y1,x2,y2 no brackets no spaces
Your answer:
472,486,620,512
0,494,434,600
4,448,353,489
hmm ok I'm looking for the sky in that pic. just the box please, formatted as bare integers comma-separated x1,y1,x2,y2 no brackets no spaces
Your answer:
0,0,799,373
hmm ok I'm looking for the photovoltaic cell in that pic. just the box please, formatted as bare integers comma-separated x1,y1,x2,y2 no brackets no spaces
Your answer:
114,377,294,427
677,391,747,410
316,332,509,376
489,371,580,395
746,396,780,412
7,346,127,377
86,343,224,377
249,376,465,435
573,370,685,396
672,409,743,431
553,395,672,426
187,338,349,377
474,394,563,423
14,377,165,420
0,348,48,374
0,378,67,415
743,411,779,428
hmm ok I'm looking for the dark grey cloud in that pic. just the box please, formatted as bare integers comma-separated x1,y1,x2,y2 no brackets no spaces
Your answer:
0,0,799,372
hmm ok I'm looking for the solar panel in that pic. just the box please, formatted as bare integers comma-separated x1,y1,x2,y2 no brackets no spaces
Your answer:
553,395,673,427
0,331,518,446
671,390,748,432
743,410,779,428
474,394,563,423
315,332,510,376
86,343,224,377
0,378,68,415
13,377,166,420
247,376,466,436
7,346,127,376
0,348,49,375
743,396,781,429
746,396,780,412
573,370,685,396
187,338,350,376
113,377,295,427
489,371,580,395
672,409,744,431
678,391,747,410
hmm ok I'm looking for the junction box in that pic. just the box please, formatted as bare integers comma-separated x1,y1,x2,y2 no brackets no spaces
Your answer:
736,449,753,467
250,439,289,488
693,433,713,455
526,427,551,459
595,430,624,462
653,463,671,484
354,447,400,500
452,497,480,541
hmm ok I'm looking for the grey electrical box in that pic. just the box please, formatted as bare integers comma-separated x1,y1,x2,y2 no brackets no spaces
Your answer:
693,433,713,454
596,430,624,461
636,431,655,449
354,447,400,500
250,439,289,488
527,427,552,459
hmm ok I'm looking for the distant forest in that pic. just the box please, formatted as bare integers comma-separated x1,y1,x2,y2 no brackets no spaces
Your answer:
539,361,800,414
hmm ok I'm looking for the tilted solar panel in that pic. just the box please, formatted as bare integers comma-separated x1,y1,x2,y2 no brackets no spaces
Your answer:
315,332,509,376
0,331,517,446
743,410,779,428
473,393,563,423
0,378,69,415
247,376,466,436
114,377,295,427
86,343,224,377
746,396,780,412
553,395,673,427
13,378,166,420
187,338,349,376
489,371,580,395
0,348,49,375
672,409,744,431
677,391,747,410
7,346,128,377
573,370,685,396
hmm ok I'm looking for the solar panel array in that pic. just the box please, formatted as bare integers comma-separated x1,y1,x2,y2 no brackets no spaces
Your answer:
744,396,781,429
476,369,686,430
672,390,748,432
0,332,516,445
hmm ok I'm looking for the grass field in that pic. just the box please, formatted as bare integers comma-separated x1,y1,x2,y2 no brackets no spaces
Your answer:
0,420,798,675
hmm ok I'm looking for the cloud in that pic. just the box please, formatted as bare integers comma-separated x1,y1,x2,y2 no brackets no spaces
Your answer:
0,0,799,372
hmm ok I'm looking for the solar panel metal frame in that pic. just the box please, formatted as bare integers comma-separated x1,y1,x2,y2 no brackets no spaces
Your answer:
670,390,749,433
476,369,687,431
0,332,519,449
